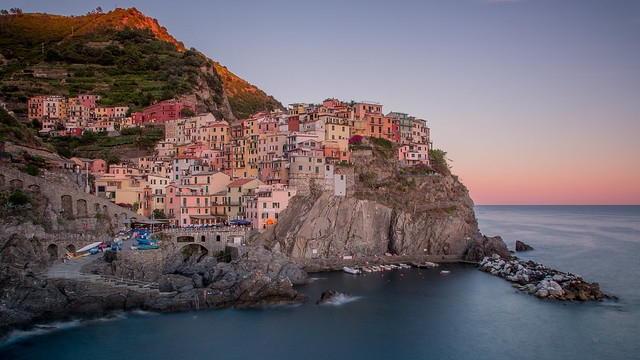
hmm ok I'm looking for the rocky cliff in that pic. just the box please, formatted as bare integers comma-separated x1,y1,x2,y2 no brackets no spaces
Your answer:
256,141,509,261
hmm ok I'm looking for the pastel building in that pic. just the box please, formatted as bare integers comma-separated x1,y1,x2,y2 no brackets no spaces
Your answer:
225,178,262,221
132,99,196,124
246,184,297,229
398,143,430,165
165,184,212,227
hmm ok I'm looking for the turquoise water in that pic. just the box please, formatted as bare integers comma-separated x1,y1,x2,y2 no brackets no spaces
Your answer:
1,206,639,359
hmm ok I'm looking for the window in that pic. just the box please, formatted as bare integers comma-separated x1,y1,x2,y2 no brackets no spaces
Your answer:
275,213,278,219
274,202,280,208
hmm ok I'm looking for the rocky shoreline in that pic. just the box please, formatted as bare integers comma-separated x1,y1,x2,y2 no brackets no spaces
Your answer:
477,254,615,301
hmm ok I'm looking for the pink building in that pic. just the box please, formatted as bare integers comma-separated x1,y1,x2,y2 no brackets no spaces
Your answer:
71,157,107,174
165,184,212,227
246,184,296,229
398,143,430,165
132,99,196,125
78,94,101,108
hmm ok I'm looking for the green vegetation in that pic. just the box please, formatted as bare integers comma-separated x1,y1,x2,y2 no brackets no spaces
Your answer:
152,209,167,219
409,163,434,175
0,9,283,119
44,125,164,159
0,108,47,147
428,149,450,175
7,189,30,206
26,164,40,176
445,206,457,215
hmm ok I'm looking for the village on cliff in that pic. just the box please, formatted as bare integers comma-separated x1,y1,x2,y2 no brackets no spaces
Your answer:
23,95,433,229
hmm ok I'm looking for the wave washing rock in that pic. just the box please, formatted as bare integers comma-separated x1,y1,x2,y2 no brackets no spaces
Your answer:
315,290,354,305
477,255,613,301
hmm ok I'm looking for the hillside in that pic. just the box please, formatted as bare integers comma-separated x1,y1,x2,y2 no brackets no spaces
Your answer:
0,8,282,120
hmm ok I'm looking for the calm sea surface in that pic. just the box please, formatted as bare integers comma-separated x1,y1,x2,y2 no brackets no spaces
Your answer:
2,206,639,359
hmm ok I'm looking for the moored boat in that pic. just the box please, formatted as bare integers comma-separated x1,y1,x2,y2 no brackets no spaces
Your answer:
132,245,159,250
343,266,362,275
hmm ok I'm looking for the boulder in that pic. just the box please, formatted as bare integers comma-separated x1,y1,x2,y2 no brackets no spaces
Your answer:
316,290,354,305
159,274,194,293
515,240,534,252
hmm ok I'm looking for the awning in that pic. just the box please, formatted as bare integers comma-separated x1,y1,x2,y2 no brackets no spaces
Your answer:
189,215,217,219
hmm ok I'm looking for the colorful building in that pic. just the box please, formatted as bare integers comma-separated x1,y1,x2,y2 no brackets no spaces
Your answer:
246,184,297,230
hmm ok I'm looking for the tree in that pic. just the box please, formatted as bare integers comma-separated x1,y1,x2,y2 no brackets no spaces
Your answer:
9,8,22,15
152,209,167,219
180,107,196,118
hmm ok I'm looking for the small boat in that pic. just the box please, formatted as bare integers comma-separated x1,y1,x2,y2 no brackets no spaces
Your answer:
362,267,373,273
399,263,411,269
343,266,361,275
413,262,439,268
440,270,451,275
132,245,159,250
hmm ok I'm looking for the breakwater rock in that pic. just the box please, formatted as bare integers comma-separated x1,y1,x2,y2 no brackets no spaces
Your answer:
315,290,354,305
478,255,611,301
515,240,534,252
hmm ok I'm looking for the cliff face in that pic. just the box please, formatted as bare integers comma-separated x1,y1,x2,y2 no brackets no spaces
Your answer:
256,143,509,261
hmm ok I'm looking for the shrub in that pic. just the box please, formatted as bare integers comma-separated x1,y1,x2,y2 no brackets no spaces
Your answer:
8,189,30,206
348,135,362,145
26,164,40,176
370,137,392,149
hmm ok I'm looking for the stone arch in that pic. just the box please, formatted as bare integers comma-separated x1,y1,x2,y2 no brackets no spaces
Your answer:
216,235,221,242
10,179,23,189
28,184,40,193
76,199,88,218
61,195,73,218
95,203,101,214
177,235,195,243
180,243,208,257
121,213,128,219
46,244,58,259
66,244,76,254
201,235,206,242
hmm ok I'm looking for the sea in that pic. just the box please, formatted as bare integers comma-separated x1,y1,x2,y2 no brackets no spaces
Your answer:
1,205,639,360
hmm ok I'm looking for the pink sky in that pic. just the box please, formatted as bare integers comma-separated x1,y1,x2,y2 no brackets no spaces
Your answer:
14,1,640,204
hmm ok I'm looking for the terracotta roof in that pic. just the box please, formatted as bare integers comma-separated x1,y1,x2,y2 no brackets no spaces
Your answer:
228,178,257,187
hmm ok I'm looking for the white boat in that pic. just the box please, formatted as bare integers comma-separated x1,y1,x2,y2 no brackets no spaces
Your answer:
440,270,451,275
362,267,373,273
343,267,361,275
76,241,103,253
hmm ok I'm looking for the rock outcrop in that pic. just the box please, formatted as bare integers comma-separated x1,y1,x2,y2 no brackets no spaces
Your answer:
477,255,611,301
316,290,354,305
515,240,534,252
255,170,510,262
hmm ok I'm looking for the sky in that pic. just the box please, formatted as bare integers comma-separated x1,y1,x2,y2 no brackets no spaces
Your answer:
8,0,640,205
